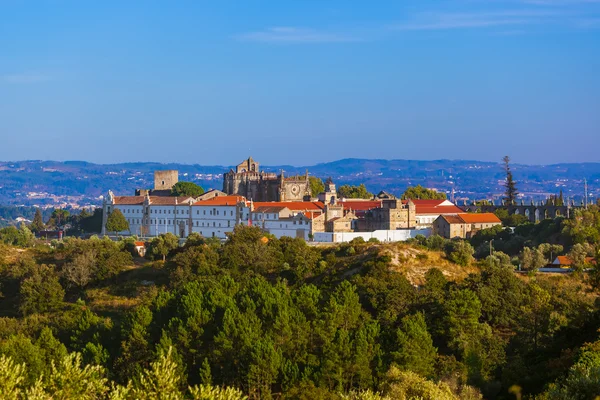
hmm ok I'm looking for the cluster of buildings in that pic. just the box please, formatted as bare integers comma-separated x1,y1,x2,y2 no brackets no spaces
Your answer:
101,157,502,242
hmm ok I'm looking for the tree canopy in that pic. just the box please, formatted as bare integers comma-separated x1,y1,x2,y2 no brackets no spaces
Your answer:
337,184,373,199
171,181,205,197
309,177,325,198
401,185,446,200
106,209,129,235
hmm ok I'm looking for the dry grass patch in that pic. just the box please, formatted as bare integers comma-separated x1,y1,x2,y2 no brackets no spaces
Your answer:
379,243,479,285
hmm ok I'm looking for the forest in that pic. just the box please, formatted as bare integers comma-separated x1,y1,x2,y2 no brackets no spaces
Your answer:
0,206,599,399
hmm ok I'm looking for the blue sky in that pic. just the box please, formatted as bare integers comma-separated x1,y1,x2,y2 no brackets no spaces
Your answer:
1,0,599,166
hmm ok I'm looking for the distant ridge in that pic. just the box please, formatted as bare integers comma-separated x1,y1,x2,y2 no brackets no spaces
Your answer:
0,159,598,207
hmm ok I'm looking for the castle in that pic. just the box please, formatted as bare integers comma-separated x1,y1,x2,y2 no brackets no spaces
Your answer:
222,157,311,202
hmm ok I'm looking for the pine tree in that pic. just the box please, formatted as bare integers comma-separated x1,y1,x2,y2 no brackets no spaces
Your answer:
502,156,518,206
30,209,45,234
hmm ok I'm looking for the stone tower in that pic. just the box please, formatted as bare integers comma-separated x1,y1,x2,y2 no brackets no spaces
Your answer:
154,170,178,191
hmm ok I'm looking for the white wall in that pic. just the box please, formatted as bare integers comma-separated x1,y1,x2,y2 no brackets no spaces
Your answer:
314,228,431,243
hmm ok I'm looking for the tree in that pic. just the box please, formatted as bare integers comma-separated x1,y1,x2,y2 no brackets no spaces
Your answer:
392,313,437,377
444,240,474,266
171,181,205,197
19,265,65,315
49,209,70,229
502,156,518,206
30,209,45,233
519,247,546,271
147,233,179,261
567,243,590,272
106,209,129,236
63,251,96,289
338,184,373,199
309,176,325,198
402,185,446,200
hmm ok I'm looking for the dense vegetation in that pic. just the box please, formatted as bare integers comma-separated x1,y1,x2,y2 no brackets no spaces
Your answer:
0,208,599,399
401,185,446,200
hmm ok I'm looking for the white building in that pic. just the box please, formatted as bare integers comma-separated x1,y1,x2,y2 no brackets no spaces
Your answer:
250,206,312,240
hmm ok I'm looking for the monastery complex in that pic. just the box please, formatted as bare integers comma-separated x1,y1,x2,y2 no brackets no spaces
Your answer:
102,157,501,242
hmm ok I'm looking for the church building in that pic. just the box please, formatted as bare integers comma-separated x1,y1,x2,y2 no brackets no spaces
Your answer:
222,157,311,202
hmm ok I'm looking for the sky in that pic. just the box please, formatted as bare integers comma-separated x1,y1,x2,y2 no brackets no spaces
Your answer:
0,0,599,166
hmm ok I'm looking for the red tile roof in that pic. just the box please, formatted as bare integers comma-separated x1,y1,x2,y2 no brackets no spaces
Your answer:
134,241,145,247
441,215,465,224
338,200,383,211
303,212,323,219
253,201,325,211
458,213,502,224
151,196,194,205
113,196,144,205
193,196,246,206
402,199,464,215
554,256,596,266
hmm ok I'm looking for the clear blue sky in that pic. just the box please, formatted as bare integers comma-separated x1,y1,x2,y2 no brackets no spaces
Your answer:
1,0,599,166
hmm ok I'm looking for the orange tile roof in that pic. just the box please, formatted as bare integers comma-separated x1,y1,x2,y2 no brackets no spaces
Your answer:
134,241,145,247
193,196,246,206
338,200,383,211
252,201,325,211
554,256,596,266
151,196,194,205
458,213,502,224
442,215,465,224
113,196,144,205
303,212,323,219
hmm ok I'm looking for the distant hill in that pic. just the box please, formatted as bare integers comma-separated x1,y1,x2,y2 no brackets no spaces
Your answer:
0,159,598,207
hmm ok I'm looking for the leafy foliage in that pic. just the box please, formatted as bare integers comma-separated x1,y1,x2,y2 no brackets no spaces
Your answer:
338,184,373,199
106,209,129,235
309,176,325,198
401,185,446,200
171,181,205,197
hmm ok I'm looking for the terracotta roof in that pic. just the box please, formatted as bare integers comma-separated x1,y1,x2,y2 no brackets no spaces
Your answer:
151,196,194,205
338,200,383,211
441,215,464,224
134,241,145,247
401,199,464,215
303,212,323,219
252,201,325,211
113,196,144,205
193,196,246,206
458,213,502,224
554,256,596,266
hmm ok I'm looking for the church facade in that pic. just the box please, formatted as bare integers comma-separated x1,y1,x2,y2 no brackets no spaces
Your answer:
222,157,311,202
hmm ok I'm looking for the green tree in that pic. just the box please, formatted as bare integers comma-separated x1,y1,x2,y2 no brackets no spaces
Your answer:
566,243,590,272
171,181,205,197
543,339,600,400
444,241,474,266
147,233,179,261
30,209,45,234
309,176,325,198
519,247,546,271
338,184,373,199
502,156,518,206
19,264,65,315
106,209,130,236
49,209,70,229
392,313,437,377
401,185,446,200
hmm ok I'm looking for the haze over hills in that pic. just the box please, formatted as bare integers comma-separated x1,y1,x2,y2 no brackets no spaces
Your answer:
0,159,598,208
